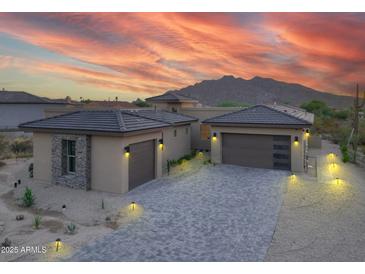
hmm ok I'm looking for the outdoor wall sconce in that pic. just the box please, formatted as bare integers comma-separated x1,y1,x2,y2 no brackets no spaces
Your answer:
212,132,217,141
305,129,310,137
294,136,299,145
158,139,164,150
55,238,61,252
130,201,136,211
124,146,130,157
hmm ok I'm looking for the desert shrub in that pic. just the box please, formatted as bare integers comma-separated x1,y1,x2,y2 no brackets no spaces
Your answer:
333,109,350,120
331,126,351,145
340,144,350,163
0,135,9,159
132,98,151,107
28,163,34,178
33,215,42,229
22,187,35,207
10,137,33,158
65,223,77,234
300,100,333,117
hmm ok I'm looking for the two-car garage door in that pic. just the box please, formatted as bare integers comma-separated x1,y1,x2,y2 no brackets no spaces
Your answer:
222,133,291,170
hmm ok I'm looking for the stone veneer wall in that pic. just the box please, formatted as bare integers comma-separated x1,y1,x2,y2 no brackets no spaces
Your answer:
51,134,91,190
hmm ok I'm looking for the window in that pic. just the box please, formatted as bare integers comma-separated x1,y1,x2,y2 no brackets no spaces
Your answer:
174,129,177,137
62,140,76,174
185,127,189,135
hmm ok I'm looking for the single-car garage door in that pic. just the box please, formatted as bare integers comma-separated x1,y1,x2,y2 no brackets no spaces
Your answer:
129,140,155,190
222,133,291,170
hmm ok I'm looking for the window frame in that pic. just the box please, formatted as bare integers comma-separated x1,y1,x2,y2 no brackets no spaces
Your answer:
66,140,76,174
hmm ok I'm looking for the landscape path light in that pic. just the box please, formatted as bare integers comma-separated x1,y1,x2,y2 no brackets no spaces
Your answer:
55,238,61,252
130,201,136,211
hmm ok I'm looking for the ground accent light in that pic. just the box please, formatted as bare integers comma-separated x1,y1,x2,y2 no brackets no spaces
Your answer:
130,201,136,211
55,238,61,252
124,146,130,157
336,177,340,184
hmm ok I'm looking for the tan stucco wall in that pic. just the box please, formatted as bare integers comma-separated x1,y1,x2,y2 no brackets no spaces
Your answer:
209,126,306,172
162,125,191,173
91,136,125,193
91,131,163,194
33,132,52,182
180,107,244,150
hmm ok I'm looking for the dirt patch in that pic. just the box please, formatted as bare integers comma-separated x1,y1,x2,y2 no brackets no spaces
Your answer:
43,219,64,233
0,189,64,219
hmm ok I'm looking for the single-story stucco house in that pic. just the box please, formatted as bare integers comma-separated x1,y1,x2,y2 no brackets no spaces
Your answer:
19,109,197,194
20,98,313,194
146,92,201,112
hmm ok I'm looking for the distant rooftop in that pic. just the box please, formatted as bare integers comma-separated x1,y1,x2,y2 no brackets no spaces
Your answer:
146,92,198,103
82,101,137,109
19,109,198,134
124,109,198,125
203,105,312,127
0,90,70,104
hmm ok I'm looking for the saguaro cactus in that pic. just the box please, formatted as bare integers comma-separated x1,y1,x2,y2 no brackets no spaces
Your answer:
352,84,365,163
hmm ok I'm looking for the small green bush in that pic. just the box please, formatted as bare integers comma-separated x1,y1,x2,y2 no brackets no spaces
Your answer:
33,215,41,229
65,223,77,234
340,144,350,163
22,187,35,207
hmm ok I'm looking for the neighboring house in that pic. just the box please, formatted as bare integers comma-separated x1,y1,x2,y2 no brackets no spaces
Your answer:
146,92,200,112
203,105,313,172
0,90,73,133
19,110,197,194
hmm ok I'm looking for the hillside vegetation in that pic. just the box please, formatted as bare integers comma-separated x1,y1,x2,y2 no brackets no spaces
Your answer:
301,100,365,154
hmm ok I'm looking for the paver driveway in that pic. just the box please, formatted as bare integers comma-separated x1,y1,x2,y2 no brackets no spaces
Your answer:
70,165,287,261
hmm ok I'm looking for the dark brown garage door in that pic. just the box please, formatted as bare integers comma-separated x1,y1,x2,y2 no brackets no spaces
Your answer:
129,140,155,190
222,133,291,170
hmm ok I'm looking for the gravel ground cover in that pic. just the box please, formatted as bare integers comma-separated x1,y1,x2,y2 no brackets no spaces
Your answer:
266,141,365,261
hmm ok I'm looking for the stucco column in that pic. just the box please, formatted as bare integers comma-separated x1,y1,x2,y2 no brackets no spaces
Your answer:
211,129,222,164
291,130,305,172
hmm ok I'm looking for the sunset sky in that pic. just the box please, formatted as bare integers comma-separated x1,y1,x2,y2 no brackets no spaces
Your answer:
0,13,364,101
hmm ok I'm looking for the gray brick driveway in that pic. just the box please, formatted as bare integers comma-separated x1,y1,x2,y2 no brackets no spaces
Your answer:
70,165,287,261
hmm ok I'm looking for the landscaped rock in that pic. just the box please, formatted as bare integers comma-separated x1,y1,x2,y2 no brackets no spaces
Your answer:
1,237,11,247
16,215,24,221
0,222,4,234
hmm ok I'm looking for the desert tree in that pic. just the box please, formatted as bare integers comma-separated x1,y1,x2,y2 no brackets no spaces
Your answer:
351,84,365,162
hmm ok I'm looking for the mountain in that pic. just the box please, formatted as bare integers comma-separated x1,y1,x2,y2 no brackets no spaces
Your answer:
168,75,354,108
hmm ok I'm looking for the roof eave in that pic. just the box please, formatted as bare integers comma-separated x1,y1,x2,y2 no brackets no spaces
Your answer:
203,122,312,129
19,125,170,137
